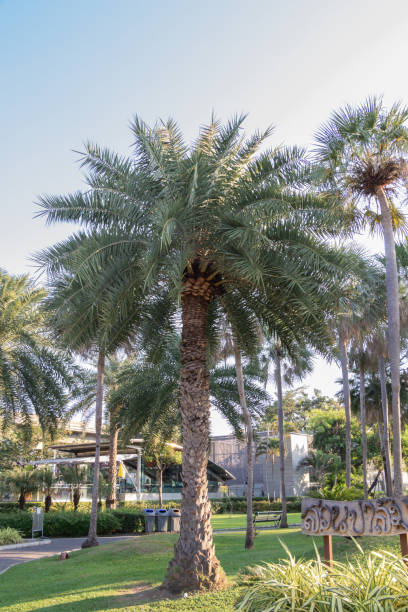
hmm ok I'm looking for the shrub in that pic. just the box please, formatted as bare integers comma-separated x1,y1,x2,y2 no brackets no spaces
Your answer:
109,509,144,534
211,498,301,514
0,511,120,538
0,527,23,545
44,512,120,537
308,484,365,501
0,513,32,537
238,546,408,611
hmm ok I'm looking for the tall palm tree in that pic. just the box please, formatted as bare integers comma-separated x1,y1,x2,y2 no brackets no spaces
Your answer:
72,357,125,510
262,338,313,527
0,270,79,435
216,323,266,550
315,97,408,495
37,115,364,591
38,238,147,548
255,435,279,501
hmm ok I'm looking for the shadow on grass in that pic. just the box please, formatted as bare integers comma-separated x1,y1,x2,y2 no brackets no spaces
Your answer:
27,583,181,611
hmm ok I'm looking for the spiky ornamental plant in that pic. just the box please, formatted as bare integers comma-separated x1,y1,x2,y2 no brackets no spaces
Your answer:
315,97,408,496
37,115,365,592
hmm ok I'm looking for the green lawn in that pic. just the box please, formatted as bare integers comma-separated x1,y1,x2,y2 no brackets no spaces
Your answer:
211,512,301,530
0,528,402,611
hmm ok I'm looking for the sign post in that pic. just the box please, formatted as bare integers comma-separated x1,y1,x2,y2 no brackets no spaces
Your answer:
323,534,333,568
32,506,44,540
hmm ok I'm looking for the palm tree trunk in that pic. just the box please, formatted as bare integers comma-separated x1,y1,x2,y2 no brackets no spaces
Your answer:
159,468,163,508
378,355,393,496
359,362,368,498
377,187,403,496
106,421,119,509
82,350,105,548
275,351,288,528
163,292,226,593
265,433,270,503
18,492,25,511
73,487,80,511
45,494,52,513
339,333,352,488
233,340,255,549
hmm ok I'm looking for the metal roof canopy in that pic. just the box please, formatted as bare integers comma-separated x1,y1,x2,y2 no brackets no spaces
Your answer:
49,442,142,456
30,453,139,466
46,441,234,481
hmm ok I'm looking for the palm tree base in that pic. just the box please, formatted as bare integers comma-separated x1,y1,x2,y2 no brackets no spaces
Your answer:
162,556,226,593
81,538,99,549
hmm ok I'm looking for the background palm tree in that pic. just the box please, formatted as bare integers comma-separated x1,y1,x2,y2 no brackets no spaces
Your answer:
38,467,56,512
37,255,145,549
315,97,408,495
58,464,88,511
37,114,365,591
255,436,279,501
0,270,79,436
5,467,40,511
261,338,313,527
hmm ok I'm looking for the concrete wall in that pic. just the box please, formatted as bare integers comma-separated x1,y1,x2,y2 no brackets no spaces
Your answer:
210,431,310,497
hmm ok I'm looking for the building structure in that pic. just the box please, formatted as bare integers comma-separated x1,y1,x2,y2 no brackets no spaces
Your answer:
210,431,310,497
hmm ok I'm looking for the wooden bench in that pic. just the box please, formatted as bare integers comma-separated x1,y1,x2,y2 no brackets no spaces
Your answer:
253,511,282,534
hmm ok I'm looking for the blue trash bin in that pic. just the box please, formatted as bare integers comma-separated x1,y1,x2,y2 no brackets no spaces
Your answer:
142,508,155,533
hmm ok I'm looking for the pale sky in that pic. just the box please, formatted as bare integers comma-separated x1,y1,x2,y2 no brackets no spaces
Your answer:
1,0,407,434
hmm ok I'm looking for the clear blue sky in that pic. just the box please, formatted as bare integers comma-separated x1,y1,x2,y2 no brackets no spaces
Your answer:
2,0,408,432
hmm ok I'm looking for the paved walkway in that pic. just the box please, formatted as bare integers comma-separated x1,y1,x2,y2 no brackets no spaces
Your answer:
0,535,133,574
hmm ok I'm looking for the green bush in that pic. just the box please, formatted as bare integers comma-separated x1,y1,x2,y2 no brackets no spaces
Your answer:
0,527,23,545
238,547,408,611
307,484,365,501
109,508,145,533
0,511,120,537
211,498,301,514
0,501,94,513
0,512,32,537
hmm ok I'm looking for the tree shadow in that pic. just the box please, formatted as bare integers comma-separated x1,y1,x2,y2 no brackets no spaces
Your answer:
27,582,182,611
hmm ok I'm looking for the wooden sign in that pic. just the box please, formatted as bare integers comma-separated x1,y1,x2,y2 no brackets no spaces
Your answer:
302,497,408,537
301,497,408,568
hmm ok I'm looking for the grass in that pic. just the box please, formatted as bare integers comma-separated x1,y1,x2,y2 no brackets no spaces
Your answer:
0,527,403,611
211,512,301,530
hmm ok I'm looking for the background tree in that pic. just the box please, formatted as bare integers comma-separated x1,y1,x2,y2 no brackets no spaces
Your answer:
255,436,279,501
4,467,40,511
143,435,182,507
39,467,55,512
315,97,408,495
261,338,313,527
0,270,79,437
297,449,342,492
58,464,88,511
38,235,147,548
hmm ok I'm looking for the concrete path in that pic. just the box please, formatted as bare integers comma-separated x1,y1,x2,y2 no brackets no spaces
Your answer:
0,535,134,575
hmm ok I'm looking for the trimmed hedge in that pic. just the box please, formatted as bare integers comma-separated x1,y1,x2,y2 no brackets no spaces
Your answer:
211,498,301,514
0,511,121,538
109,509,144,534
0,501,94,513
